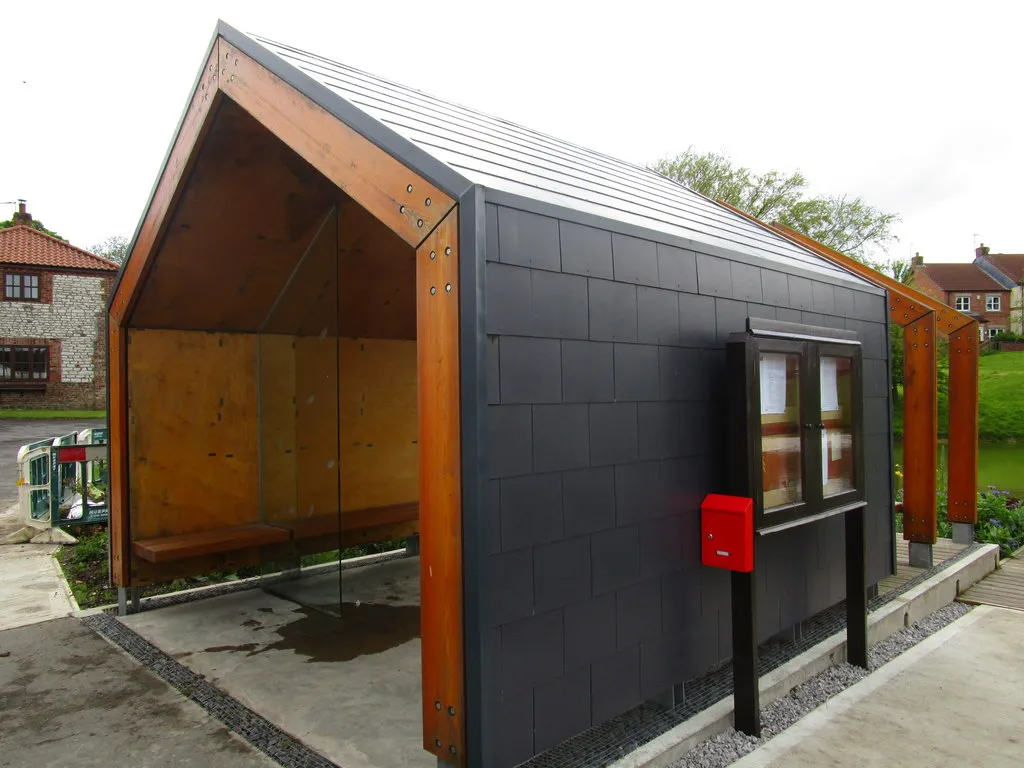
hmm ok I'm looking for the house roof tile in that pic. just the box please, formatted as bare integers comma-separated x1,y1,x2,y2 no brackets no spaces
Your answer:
916,262,1004,292
0,226,119,272
984,254,1024,283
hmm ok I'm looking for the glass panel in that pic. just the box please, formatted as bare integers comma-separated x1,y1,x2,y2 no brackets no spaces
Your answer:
257,207,341,606
821,356,855,496
760,352,803,510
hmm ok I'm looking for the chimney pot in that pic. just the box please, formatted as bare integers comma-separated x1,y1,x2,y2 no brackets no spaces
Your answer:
911,253,924,267
11,199,32,226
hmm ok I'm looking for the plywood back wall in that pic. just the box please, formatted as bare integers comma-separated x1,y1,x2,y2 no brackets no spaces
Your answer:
339,338,418,509
127,329,260,539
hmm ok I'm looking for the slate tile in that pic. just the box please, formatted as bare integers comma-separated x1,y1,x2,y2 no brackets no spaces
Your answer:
812,281,836,314
489,405,532,479
533,404,590,473
589,402,638,467
563,466,616,537
638,402,684,460
487,334,500,405
854,289,885,322
489,689,534,768
614,344,660,401
640,631,687,699
715,298,748,344
678,292,717,348
589,279,637,343
534,666,592,753
788,274,814,310
657,244,697,291
562,340,614,403
730,261,763,303
639,515,684,579
592,524,640,595
487,479,501,555
535,536,592,613
486,263,532,336
833,286,855,317
776,307,803,323
500,472,562,550
638,286,681,345
761,269,790,306
499,336,562,404
616,578,662,649
591,647,641,724
747,303,776,321
615,461,662,525
560,220,613,279
490,548,534,626
696,252,732,297
498,206,560,271
612,233,659,286
564,592,617,671
661,567,702,635
658,346,703,401
532,270,589,340
485,204,500,263
501,609,564,695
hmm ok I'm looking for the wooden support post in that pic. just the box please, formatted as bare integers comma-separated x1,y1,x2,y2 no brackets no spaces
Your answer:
417,209,465,764
947,322,979,533
108,316,131,586
902,312,938,549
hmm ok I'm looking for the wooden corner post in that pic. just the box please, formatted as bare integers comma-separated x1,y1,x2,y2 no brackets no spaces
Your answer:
416,208,465,764
947,322,980,532
902,311,938,559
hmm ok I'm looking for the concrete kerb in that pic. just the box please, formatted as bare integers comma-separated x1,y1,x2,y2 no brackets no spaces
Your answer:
609,543,1000,768
69,545,412,618
52,554,81,613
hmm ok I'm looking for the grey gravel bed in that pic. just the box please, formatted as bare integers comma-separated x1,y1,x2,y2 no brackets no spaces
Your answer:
670,601,974,768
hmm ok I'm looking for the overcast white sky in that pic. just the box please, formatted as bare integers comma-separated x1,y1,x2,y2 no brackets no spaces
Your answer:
2,1,1020,264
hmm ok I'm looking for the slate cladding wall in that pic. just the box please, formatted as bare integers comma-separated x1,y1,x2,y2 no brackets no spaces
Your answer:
481,203,893,767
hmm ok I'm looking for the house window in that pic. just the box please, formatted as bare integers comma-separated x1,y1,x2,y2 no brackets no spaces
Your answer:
989,327,1005,338
986,295,1001,312
955,295,971,311
0,346,48,381
4,273,40,301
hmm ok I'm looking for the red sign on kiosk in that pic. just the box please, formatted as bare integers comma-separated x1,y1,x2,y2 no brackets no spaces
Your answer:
701,494,754,572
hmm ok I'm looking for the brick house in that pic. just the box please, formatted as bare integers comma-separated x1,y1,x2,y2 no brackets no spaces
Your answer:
973,244,1024,335
0,203,120,409
911,253,1011,339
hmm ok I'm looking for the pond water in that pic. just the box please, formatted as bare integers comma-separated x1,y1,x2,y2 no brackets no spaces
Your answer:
893,440,1024,497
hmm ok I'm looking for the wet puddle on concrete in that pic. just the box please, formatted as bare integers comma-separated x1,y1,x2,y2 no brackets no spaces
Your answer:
203,603,420,663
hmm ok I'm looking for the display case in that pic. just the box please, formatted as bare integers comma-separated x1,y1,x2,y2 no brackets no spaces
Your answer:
727,318,866,534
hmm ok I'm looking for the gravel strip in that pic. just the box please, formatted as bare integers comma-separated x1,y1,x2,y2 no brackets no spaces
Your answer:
670,601,974,768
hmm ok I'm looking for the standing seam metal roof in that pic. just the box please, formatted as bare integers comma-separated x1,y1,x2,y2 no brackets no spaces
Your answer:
247,31,869,286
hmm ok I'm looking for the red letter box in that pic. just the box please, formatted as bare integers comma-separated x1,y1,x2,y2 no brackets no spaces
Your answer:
701,494,754,572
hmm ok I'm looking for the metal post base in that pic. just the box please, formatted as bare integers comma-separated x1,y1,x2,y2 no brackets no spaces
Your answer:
437,759,456,768
907,541,934,569
647,683,685,710
117,587,141,616
951,522,974,546
406,534,421,557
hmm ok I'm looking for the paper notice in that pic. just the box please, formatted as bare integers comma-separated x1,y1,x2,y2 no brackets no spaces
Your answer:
822,429,830,485
759,354,788,415
820,357,839,412
831,431,843,460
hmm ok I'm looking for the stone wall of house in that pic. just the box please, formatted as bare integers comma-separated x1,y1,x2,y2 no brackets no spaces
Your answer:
0,270,114,410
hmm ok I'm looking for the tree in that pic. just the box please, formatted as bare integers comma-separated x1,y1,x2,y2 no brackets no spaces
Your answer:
648,148,900,262
0,216,66,241
89,235,130,265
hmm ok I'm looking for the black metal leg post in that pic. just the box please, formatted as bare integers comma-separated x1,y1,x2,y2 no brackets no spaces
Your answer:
731,568,760,737
845,505,868,669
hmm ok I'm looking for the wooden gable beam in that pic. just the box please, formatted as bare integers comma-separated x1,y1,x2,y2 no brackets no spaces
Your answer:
109,40,222,325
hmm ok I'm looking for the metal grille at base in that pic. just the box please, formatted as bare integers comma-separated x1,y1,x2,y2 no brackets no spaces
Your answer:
82,613,338,768
519,543,983,768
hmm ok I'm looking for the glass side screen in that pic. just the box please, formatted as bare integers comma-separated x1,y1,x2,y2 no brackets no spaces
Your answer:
821,356,855,496
759,352,802,510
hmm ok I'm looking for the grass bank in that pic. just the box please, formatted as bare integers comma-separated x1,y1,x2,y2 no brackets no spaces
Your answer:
893,350,1024,440
0,410,105,420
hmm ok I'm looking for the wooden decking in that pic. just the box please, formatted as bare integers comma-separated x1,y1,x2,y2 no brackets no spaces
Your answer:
959,551,1024,611
877,537,967,597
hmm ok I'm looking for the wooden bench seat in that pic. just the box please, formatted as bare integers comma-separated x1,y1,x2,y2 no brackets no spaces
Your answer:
133,523,291,564
131,503,420,565
283,502,419,539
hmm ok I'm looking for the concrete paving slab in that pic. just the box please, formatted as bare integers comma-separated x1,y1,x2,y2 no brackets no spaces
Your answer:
123,557,430,768
0,543,74,631
0,617,276,768
732,605,1024,767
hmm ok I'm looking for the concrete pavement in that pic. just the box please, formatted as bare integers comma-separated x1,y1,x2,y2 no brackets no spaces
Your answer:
0,617,276,768
732,604,1024,767
0,542,74,631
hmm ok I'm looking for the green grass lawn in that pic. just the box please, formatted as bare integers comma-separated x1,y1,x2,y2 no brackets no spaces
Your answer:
0,410,106,420
978,351,1024,439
